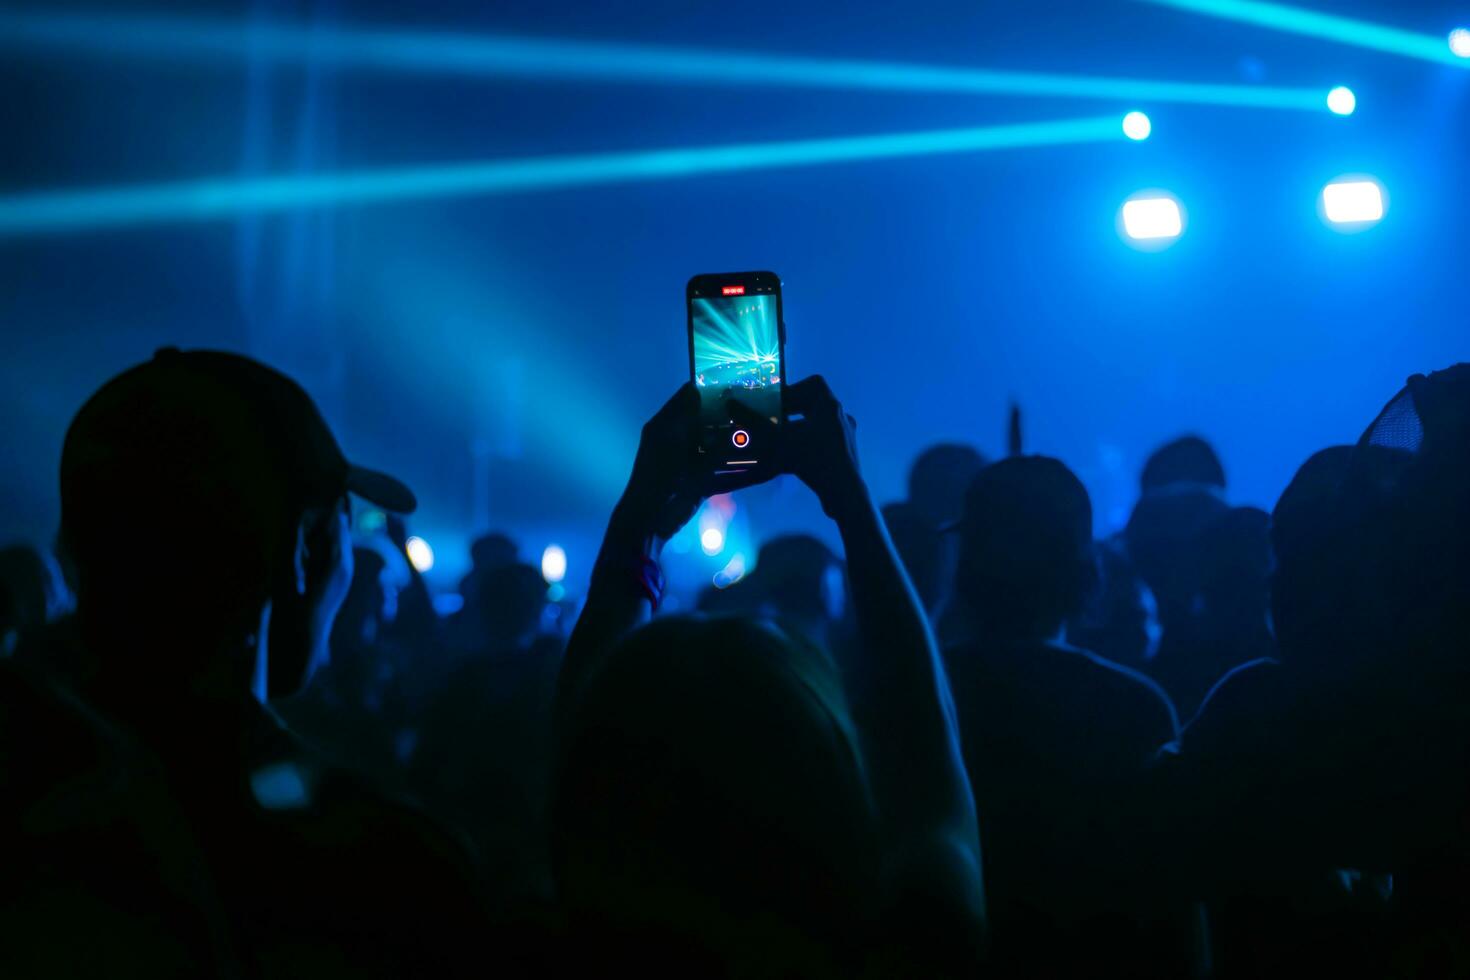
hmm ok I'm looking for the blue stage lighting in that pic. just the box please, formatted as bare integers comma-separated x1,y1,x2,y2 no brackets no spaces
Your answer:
0,11,1337,112
1121,193,1184,244
1450,28,1470,59
1122,111,1152,140
701,527,725,556
1321,177,1384,227
0,116,1124,237
1326,86,1356,115
1141,0,1470,69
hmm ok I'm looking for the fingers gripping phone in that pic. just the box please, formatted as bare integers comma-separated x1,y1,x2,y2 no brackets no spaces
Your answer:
687,271,786,477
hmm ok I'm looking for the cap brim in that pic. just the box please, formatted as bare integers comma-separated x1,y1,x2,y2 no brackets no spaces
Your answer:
346,464,417,514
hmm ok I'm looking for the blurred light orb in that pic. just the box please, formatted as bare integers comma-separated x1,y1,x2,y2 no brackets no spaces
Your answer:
1122,195,1183,241
405,536,434,572
1121,111,1152,141
1450,28,1470,58
1326,86,1356,116
541,544,567,584
1321,177,1384,227
700,527,725,555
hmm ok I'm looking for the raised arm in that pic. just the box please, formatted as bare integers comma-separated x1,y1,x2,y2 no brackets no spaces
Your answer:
784,377,986,929
558,384,718,715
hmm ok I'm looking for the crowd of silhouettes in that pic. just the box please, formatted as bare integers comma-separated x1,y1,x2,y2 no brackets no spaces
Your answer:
3,345,1470,978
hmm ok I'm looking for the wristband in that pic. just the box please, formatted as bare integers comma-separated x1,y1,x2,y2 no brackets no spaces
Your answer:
634,556,666,612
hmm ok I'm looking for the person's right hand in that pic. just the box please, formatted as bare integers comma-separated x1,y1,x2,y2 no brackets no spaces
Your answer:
782,375,868,520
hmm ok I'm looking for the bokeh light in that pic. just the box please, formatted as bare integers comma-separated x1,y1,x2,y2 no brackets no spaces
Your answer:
405,535,435,572
1121,110,1152,141
540,543,567,583
1326,85,1356,116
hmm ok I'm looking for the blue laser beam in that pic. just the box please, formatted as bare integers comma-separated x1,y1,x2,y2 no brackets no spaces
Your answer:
0,10,1334,111
1140,0,1470,68
0,116,1126,237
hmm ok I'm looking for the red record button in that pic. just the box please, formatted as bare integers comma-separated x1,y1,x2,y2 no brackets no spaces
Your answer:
731,429,751,449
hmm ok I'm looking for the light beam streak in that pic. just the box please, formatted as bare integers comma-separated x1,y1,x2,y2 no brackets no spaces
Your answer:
0,116,1126,237
1140,0,1470,68
0,10,1335,110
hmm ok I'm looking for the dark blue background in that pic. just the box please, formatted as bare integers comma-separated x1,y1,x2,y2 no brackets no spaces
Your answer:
2,0,1466,592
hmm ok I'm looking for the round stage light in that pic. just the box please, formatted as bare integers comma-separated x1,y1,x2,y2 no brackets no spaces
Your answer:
540,544,567,584
1122,111,1152,141
700,527,725,555
405,536,434,573
1326,86,1356,116
1450,28,1470,58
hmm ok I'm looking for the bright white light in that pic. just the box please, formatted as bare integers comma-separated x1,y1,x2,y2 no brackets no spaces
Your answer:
1326,86,1356,116
1121,111,1152,141
1450,28,1470,58
540,544,567,584
700,527,725,555
404,535,434,573
1122,196,1183,240
1322,179,1384,225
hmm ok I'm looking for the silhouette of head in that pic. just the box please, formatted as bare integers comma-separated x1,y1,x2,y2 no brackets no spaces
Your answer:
60,348,415,701
471,562,547,652
1141,435,1226,494
953,456,1096,640
460,532,520,603
1123,485,1228,625
907,443,987,527
553,616,878,972
1197,506,1272,626
750,535,844,623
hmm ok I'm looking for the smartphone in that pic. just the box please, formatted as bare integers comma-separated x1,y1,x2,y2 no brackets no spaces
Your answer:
687,271,786,474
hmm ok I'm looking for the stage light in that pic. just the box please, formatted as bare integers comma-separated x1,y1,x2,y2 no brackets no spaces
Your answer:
405,535,434,572
1326,85,1356,115
1122,111,1152,140
1321,178,1384,226
1450,28,1470,58
0,11,1333,111
540,544,567,584
0,116,1125,237
1141,0,1470,69
1121,194,1184,242
701,527,725,555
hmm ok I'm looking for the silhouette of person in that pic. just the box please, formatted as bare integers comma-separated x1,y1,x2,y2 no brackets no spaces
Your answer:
944,455,1193,978
555,379,985,976
58,348,485,977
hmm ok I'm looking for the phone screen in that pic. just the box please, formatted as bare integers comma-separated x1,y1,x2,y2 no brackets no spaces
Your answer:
688,277,783,467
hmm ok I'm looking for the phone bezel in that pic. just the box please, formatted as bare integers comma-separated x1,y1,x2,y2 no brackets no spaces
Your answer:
686,271,786,471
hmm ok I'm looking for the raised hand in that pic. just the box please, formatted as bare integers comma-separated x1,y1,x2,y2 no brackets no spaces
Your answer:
782,375,866,520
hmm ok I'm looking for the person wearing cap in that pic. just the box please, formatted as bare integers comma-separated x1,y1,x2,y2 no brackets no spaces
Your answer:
942,455,1191,978
58,348,486,976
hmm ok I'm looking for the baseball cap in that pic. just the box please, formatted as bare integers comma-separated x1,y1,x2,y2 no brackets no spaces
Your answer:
943,455,1093,559
62,347,415,516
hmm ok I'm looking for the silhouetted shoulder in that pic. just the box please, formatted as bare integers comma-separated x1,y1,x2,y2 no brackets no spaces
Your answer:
1072,644,1182,743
